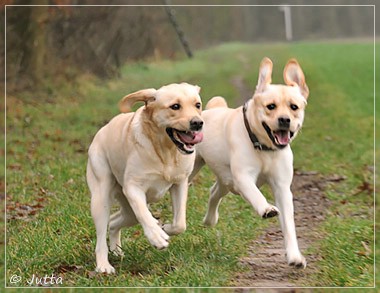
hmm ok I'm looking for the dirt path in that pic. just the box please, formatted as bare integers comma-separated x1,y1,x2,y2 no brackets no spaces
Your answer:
231,171,332,288
230,75,254,106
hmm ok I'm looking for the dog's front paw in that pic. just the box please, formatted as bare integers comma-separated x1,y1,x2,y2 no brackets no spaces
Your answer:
287,253,307,269
96,262,116,274
262,205,280,219
145,226,170,249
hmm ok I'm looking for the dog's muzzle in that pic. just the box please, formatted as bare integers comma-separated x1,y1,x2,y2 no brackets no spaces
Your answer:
262,117,295,149
166,121,204,154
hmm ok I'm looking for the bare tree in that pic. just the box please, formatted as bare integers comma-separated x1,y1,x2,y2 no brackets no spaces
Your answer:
19,2,49,84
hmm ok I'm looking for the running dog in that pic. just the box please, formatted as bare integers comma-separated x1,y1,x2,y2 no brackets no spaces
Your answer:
87,83,204,273
190,58,309,268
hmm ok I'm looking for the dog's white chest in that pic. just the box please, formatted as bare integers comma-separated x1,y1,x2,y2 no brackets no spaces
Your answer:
145,170,187,203
159,160,190,182
146,183,170,203
162,170,187,183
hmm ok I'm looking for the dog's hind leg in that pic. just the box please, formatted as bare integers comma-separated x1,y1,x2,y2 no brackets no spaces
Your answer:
109,193,138,256
87,159,116,274
203,179,229,226
108,210,125,256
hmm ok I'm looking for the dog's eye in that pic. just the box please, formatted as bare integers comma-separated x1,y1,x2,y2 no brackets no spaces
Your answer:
290,104,299,111
266,104,276,110
195,102,202,109
170,104,181,110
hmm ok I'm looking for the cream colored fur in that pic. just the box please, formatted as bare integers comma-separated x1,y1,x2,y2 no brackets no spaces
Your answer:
190,58,309,268
87,83,203,274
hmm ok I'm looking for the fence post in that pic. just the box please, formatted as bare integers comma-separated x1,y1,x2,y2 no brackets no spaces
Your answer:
279,5,293,41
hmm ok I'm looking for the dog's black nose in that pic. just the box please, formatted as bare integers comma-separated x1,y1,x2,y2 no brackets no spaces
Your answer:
278,116,291,129
190,118,204,131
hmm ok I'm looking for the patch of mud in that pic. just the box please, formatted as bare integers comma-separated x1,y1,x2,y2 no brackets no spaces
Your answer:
231,171,335,289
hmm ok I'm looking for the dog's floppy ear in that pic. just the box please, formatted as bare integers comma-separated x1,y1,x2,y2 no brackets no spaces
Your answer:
284,59,309,99
119,88,157,113
255,57,273,93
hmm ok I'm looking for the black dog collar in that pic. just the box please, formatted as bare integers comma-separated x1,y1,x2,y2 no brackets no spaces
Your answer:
242,102,277,151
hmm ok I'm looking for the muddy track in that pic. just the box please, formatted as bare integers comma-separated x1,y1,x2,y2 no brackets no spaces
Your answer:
231,171,332,288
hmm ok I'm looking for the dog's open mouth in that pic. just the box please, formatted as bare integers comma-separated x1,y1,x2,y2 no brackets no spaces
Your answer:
273,130,294,146
166,128,203,154
262,122,295,149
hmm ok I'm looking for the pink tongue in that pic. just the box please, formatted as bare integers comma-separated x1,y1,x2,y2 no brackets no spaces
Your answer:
178,131,203,144
275,131,290,145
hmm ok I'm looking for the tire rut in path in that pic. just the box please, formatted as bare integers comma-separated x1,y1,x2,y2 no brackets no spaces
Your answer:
231,171,334,288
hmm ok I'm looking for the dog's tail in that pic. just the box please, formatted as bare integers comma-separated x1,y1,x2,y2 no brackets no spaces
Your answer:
205,96,228,110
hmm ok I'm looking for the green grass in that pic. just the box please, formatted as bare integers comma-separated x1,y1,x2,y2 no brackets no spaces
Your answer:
290,42,375,288
6,41,375,288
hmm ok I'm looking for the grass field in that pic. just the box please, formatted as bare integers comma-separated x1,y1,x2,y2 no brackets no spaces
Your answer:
5,41,376,288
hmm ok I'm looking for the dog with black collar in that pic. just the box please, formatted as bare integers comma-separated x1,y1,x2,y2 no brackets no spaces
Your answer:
190,57,309,268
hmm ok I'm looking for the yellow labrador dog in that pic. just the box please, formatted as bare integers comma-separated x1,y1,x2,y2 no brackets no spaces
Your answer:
87,83,204,274
190,58,309,268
